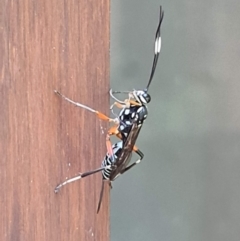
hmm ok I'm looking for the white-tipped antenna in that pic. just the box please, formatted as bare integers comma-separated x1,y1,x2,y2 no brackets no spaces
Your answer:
146,6,164,91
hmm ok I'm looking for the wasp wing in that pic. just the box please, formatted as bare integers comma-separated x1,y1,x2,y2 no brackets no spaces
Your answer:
110,122,141,180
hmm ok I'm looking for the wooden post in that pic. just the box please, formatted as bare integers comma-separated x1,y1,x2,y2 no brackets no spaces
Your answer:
0,1,110,240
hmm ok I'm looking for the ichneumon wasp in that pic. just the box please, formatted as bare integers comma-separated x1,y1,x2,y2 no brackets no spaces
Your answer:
55,123,143,212
109,6,164,138
54,6,164,212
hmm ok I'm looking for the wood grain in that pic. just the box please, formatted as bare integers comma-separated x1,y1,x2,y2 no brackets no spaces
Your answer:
0,0,110,240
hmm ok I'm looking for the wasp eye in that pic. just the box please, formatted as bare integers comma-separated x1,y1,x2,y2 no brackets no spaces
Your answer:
144,93,151,103
140,92,151,104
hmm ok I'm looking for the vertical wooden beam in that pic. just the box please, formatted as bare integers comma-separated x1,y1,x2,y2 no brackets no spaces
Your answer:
0,0,110,240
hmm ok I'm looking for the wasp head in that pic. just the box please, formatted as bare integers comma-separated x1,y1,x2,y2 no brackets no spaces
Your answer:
132,90,151,104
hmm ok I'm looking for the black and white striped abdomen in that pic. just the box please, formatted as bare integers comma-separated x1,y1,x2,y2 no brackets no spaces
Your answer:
101,142,123,180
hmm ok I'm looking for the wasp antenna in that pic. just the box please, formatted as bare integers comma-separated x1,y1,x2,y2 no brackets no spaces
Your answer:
97,180,105,213
146,6,164,91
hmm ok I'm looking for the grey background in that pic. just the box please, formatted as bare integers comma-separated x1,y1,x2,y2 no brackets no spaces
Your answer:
110,1,240,241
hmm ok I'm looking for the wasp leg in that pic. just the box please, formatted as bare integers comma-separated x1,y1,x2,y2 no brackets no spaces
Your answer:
109,89,128,103
54,90,118,123
110,89,141,106
129,100,142,106
105,125,122,161
110,101,127,117
110,102,126,109
110,99,142,119
120,146,144,175
110,89,135,105
110,89,131,95
54,165,113,193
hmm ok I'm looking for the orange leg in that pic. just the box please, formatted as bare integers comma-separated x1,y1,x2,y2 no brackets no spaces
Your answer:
112,102,126,109
55,90,118,123
129,100,142,106
96,111,118,123
111,99,142,109
105,125,121,157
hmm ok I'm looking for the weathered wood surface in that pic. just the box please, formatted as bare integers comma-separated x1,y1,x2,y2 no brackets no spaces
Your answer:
0,1,110,240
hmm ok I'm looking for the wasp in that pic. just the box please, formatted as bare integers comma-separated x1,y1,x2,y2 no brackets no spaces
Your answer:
55,123,142,212
109,5,164,139
54,6,164,212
